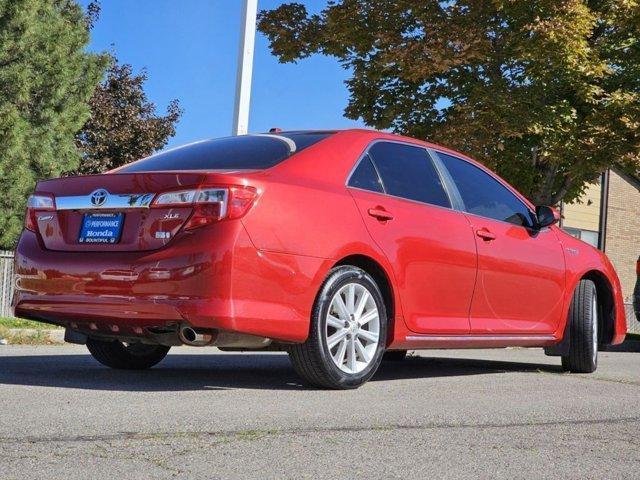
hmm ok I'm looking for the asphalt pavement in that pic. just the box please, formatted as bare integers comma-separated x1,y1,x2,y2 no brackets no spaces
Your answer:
0,345,639,479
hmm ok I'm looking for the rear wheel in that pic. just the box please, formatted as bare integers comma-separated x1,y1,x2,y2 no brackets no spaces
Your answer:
87,338,170,370
288,266,387,389
561,279,599,373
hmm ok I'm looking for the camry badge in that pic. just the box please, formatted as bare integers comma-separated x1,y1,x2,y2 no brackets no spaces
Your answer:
90,189,108,207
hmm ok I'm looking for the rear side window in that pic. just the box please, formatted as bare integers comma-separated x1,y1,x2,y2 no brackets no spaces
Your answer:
368,142,451,208
118,134,330,172
348,154,384,193
438,152,536,227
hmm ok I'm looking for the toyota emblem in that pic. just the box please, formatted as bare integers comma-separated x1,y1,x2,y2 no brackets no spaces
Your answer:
90,189,108,207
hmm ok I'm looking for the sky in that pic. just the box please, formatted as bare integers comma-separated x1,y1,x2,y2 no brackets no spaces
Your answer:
81,0,365,149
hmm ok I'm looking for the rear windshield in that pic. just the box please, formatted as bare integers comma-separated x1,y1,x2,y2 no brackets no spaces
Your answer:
118,133,332,172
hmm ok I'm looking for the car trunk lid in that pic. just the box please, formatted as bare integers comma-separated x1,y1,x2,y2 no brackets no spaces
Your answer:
31,171,251,252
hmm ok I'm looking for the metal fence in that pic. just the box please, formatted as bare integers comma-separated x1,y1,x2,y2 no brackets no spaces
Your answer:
0,250,15,318
625,303,639,334
0,248,638,332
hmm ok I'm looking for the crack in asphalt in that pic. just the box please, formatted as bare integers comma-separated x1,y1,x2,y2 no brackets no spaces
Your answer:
2,416,639,445
577,375,640,386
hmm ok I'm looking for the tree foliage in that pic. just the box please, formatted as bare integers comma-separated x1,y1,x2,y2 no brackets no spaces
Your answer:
0,0,107,248
73,59,182,175
258,1,640,205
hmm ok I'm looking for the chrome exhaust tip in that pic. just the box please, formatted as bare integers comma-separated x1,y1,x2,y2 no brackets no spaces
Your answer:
178,325,215,346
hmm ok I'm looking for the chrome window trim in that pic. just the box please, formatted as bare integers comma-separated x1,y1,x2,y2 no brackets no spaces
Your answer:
55,192,155,210
345,139,456,210
459,208,552,234
347,185,461,214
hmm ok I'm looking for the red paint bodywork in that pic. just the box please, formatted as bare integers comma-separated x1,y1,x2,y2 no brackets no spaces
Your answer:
13,130,626,348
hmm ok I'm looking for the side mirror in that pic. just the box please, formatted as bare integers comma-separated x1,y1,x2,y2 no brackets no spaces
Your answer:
536,205,560,228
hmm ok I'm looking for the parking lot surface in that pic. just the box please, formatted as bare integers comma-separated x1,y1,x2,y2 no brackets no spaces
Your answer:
1,345,639,479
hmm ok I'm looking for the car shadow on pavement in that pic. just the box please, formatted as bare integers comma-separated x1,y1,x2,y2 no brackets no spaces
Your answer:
376,354,563,382
604,339,640,353
0,351,563,392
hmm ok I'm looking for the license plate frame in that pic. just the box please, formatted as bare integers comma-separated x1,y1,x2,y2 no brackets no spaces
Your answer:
78,212,124,244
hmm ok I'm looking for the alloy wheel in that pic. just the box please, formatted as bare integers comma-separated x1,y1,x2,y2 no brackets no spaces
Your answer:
325,282,380,374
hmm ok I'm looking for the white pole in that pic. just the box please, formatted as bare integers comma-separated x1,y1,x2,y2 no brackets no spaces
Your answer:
232,0,258,135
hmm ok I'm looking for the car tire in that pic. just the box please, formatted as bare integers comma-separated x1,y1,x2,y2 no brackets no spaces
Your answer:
383,350,407,362
561,279,599,373
87,338,170,370
287,266,388,389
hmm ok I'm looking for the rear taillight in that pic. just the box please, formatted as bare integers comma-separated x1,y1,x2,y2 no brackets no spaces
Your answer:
151,186,258,229
636,259,640,276
24,194,55,232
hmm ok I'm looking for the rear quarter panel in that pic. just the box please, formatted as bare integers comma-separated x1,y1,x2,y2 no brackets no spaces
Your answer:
240,131,409,344
241,131,373,259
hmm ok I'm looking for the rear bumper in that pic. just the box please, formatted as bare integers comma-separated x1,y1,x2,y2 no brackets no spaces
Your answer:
13,224,329,343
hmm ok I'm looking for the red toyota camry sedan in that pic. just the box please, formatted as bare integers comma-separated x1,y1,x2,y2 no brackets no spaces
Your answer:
13,129,626,389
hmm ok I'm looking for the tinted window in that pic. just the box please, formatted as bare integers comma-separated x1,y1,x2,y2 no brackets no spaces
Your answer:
348,154,384,193
281,132,332,151
119,133,331,172
368,142,451,208
438,152,536,227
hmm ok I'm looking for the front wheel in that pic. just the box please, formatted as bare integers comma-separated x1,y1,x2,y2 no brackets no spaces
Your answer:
561,279,599,373
288,266,388,389
87,338,170,370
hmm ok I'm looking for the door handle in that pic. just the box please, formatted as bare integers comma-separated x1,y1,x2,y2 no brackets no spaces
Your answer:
368,207,394,221
476,228,496,241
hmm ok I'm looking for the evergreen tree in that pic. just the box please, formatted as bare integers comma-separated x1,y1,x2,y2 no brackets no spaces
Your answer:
0,0,107,248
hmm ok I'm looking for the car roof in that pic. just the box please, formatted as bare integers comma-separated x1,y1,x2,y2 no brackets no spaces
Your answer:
306,129,538,211
274,130,340,134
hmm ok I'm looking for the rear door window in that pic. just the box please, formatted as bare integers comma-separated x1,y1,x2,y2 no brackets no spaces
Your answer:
348,154,384,193
368,142,451,208
438,152,536,227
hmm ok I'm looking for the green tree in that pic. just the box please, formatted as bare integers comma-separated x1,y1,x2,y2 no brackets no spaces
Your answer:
258,1,640,205
73,58,182,175
0,0,107,249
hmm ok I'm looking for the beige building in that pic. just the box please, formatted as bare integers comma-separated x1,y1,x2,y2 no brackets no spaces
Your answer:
561,169,640,303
